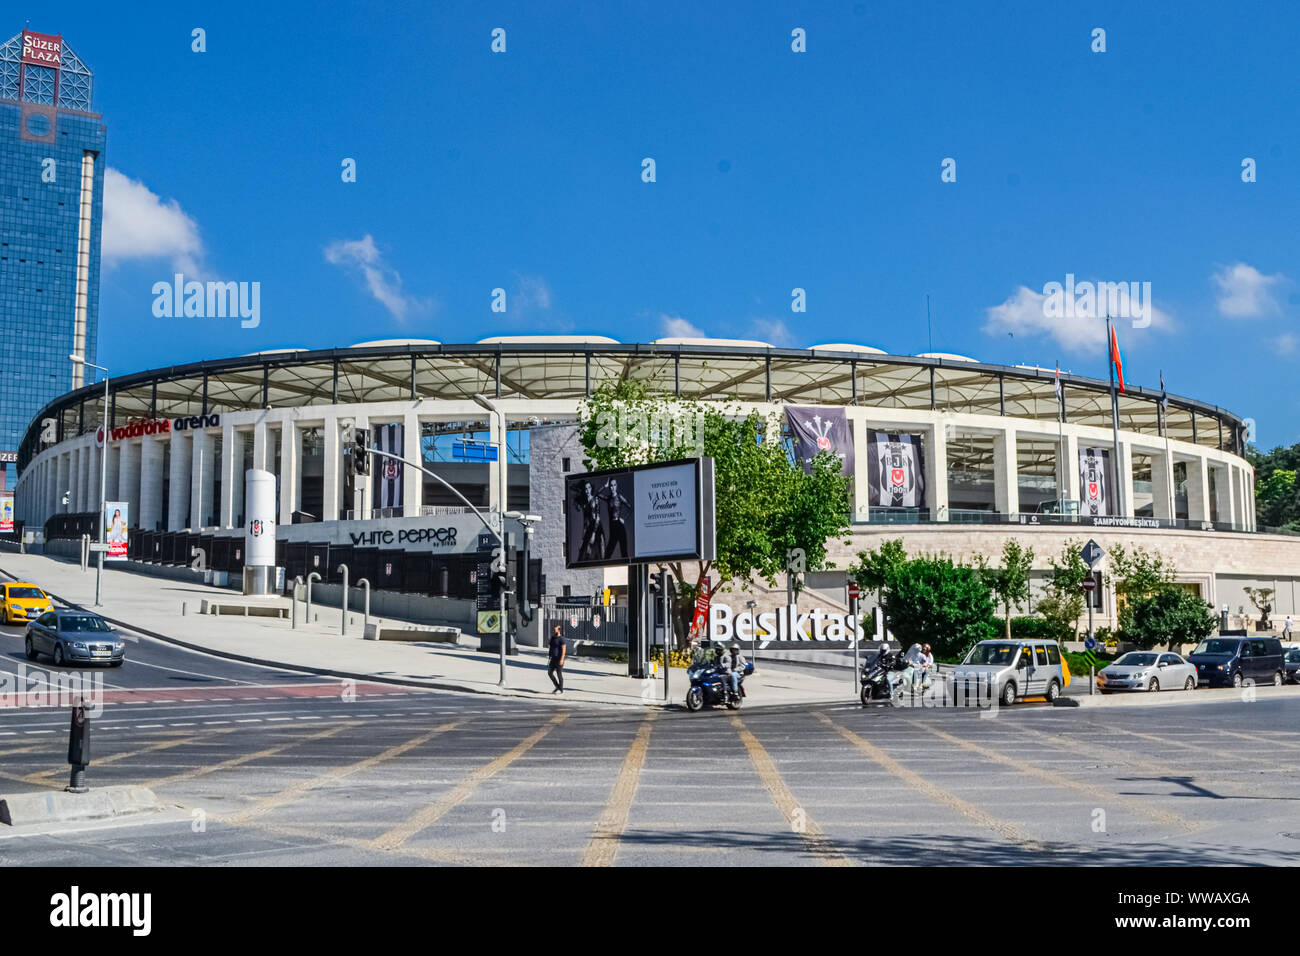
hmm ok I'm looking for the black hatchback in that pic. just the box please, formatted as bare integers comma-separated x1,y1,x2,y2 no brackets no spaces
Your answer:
1188,636,1284,688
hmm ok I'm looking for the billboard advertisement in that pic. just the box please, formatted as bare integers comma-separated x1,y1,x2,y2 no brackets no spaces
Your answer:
104,501,128,559
564,458,716,569
0,492,13,534
866,431,927,508
1078,447,1113,517
786,406,854,476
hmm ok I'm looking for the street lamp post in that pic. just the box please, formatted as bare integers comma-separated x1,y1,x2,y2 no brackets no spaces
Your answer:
69,355,108,607
473,394,509,687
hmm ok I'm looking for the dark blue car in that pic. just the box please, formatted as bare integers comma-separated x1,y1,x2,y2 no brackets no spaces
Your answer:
1187,636,1284,688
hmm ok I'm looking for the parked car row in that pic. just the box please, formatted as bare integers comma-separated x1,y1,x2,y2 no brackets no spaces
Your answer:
947,636,1297,704
2,578,126,668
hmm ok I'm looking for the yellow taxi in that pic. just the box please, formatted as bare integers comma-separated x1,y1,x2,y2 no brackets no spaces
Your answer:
2,582,54,625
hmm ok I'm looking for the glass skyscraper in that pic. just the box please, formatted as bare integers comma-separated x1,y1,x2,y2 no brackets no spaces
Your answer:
0,29,105,491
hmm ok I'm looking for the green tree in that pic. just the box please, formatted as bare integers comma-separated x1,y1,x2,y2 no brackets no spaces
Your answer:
1042,539,1091,641
1108,544,1177,639
884,557,1000,660
577,379,852,645
1127,588,1218,651
980,540,1035,639
851,542,998,659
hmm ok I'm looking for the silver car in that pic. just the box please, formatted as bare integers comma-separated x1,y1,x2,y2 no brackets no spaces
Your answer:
24,610,126,667
949,639,1068,706
1098,651,1196,693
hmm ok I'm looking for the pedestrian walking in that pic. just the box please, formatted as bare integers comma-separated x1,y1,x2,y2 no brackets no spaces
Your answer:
1284,615,1294,641
548,624,567,694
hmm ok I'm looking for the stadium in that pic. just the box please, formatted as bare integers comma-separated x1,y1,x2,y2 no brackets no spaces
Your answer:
8,336,1292,636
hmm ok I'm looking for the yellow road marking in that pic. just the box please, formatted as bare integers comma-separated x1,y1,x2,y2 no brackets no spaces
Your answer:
146,722,356,788
901,717,1194,831
731,715,852,866
234,819,534,866
22,730,226,784
370,712,569,851
581,711,657,866
815,712,1049,851
223,721,458,826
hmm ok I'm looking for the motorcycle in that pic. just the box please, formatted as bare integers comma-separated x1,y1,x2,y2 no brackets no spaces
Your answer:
685,660,754,711
860,649,908,705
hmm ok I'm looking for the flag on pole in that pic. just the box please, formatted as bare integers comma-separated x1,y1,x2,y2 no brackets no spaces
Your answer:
1054,362,1062,402
1159,371,1168,411
1110,326,1126,393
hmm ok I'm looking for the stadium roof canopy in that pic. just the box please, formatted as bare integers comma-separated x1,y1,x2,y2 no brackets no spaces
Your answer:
18,341,1246,469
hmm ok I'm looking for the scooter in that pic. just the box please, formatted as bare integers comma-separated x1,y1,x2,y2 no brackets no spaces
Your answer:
685,660,754,711
860,649,908,705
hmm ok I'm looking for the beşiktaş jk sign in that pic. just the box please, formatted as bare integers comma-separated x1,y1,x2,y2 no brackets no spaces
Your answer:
709,602,868,643
96,414,221,446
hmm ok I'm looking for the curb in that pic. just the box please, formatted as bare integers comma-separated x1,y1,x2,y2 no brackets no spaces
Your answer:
0,785,161,827
1054,685,1300,707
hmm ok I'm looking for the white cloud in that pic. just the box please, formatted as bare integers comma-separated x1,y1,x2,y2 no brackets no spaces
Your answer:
324,235,429,321
511,273,553,314
750,317,794,346
1275,332,1298,356
1212,262,1287,318
984,283,1171,353
102,168,204,275
660,315,705,338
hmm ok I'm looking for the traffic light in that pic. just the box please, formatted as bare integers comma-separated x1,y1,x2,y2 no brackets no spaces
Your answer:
352,429,369,477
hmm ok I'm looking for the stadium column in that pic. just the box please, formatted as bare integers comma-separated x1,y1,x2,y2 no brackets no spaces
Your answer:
139,436,165,532
993,427,1019,516
402,411,421,518
70,448,81,512
1185,457,1210,522
1056,430,1080,503
851,414,869,522
1214,463,1234,528
191,427,213,529
103,440,118,504
279,418,299,527
1117,441,1135,518
81,446,93,512
322,415,340,523
119,441,141,529
924,421,950,519
251,418,279,517
1151,447,1174,520
219,425,240,529
168,430,192,531
55,453,69,514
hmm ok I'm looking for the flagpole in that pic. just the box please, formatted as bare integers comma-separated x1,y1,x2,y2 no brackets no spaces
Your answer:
1107,314,1123,517
1056,363,1064,513
1161,371,1174,523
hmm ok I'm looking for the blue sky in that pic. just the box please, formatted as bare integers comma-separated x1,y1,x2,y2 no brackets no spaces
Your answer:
41,0,1300,444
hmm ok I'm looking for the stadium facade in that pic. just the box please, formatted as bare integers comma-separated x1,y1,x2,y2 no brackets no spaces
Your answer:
0,29,105,491
10,337,1293,630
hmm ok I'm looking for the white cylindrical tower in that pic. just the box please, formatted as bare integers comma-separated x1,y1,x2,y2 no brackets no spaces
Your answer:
243,468,277,594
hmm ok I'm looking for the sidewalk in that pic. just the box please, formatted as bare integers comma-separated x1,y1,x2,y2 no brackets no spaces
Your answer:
0,552,856,710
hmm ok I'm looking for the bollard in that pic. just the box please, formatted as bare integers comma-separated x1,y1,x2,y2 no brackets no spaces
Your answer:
357,578,371,635
182,602,187,616
337,563,350,636
67,701,90,793
306,572,321,626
